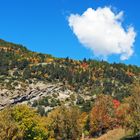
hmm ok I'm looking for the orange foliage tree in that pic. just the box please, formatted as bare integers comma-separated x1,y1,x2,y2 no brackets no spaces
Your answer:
90,94,121,136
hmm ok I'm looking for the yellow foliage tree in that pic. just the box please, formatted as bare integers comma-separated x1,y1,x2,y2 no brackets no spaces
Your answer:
46,105,83,140
0,105,49,140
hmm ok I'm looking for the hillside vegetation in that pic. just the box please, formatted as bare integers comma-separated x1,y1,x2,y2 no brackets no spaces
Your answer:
0,39,140,139
0,39,140,99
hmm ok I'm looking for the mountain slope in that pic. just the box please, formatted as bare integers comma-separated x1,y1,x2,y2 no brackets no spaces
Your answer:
0,39,140,110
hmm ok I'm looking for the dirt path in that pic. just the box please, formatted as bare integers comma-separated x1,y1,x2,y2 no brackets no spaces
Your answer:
88,128,127,140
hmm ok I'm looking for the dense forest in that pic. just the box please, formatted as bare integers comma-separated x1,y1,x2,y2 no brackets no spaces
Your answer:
0,39,140,139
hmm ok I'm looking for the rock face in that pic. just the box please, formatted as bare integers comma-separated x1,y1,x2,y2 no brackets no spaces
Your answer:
0,82,75,110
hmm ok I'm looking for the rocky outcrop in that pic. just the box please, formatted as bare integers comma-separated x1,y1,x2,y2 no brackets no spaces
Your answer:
0,82,75,110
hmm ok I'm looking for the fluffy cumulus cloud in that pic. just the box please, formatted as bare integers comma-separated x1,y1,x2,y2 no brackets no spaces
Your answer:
68,7,136,60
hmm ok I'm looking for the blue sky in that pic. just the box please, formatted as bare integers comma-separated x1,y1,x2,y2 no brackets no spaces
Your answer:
0,0,140,65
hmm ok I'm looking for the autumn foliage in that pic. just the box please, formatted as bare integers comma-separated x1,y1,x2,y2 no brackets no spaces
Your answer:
0,91,140,139
90,95,122,136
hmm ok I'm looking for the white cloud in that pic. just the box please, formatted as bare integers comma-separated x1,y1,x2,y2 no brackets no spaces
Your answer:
68,7,136,60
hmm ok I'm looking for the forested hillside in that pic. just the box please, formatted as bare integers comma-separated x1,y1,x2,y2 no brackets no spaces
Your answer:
0,39,140,139
0,39,140,99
